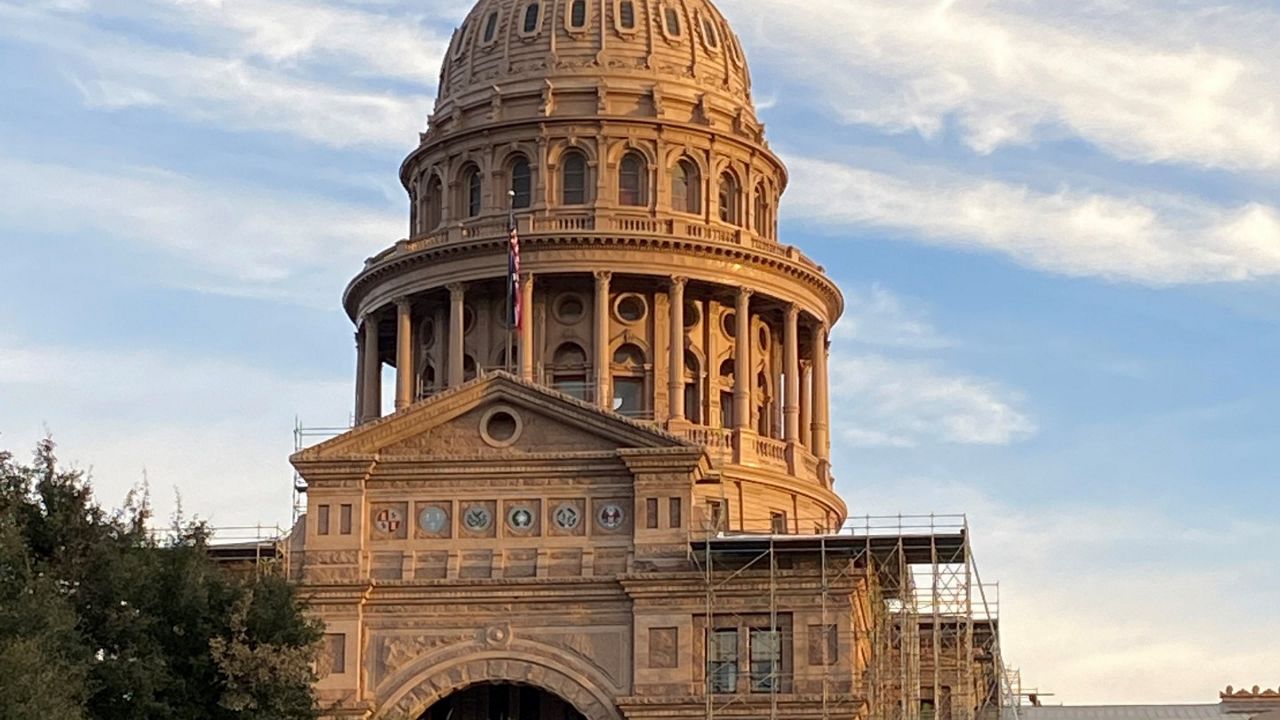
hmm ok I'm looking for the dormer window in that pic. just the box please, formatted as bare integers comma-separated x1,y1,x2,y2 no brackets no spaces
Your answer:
522,2,541,34
618,0,636,30
482,11,500,44
701,16,720,50
664,6,682,37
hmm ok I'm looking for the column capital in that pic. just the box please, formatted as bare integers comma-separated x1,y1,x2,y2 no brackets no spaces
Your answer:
736,287,754,302
785,302,800,321
593,270,613,284
361,312,379,328
446,282,466,299
669,275,688,291
393,295,412,310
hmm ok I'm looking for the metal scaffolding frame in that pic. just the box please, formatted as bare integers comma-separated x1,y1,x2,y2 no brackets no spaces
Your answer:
690,515,1016,720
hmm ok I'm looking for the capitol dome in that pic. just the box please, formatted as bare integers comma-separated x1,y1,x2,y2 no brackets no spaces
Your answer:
432,0,759,137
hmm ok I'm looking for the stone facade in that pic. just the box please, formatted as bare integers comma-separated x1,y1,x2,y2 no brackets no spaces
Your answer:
291,1,881,718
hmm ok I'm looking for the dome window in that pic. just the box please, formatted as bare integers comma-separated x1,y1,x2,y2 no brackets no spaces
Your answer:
422,175,443,232
618,152,648,207
510,156,532,209
753,183,771,238
663,5,682,38
561,151,588,205
482,11,500,44
522,2,542,34
452,21,471,59
701,16,720,50
462,164,483,218
568,0,589,30
718,171,741,225
671,158,701,215
617,0,636,31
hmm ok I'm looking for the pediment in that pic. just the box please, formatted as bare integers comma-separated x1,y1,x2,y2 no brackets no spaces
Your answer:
292,373,697,463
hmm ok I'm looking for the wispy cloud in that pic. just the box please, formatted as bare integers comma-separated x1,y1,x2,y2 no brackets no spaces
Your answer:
725,0,1280,171
0,0,447,148
834,284,952,349
789,156,1280,285
0,155,402,305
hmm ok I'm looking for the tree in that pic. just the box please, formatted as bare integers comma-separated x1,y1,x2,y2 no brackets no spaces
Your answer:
0,439,322,720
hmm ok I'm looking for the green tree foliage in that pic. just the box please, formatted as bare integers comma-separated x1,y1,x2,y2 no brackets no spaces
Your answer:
0,439,322,719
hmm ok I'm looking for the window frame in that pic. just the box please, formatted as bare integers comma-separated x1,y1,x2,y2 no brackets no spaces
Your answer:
671,157,702,215
510,156,533,209
748,628,783,694
618,151,648,207
566,0,590,31
481,9,502,45
520,1,543,35
707,628,739,694
462,164,483,218
614,0,638,33
561,151,589,205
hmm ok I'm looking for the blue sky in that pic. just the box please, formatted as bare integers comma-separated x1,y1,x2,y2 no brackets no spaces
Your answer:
0,0,1277,705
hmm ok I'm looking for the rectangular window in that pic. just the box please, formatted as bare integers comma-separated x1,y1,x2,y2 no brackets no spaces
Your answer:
706,500,726,532
719,390,734,428
323,633,346,675
770,511,787,535
317,505,331,535
614,377,646,417
707,629,738,694
646,497,659,529
668,497,682,528
749,628,782,693
340,504,353,535
808,624,838,665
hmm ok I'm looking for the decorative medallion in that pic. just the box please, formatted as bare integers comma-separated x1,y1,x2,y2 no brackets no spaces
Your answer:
597,503,624,530
508,506,534,531
463,506,493,532
374,508,403,535
553,503,581,531
418,506,448,535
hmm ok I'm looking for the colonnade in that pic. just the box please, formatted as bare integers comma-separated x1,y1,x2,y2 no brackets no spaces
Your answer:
353,275,833,463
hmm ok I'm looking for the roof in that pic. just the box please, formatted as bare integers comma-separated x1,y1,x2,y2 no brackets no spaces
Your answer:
1008,706,1232,720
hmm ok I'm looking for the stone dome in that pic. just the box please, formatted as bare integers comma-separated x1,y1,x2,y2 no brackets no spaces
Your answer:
432,0,760,139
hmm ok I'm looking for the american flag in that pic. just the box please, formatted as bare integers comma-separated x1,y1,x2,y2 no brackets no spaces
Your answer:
508,209,521,331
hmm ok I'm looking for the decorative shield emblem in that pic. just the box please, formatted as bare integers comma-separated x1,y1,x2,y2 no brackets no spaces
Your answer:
508,506,534,530
418,506,447,534
464,506,493,532
374,508,403,535
554,503,581,530
598,504,624,530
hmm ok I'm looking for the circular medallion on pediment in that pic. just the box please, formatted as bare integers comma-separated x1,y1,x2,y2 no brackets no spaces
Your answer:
597,503,624,531
553,503,581,530
419,506,448,534
507,505,535,531
463,505,493,532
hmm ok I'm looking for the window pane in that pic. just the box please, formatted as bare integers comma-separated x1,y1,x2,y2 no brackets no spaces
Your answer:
708,629,738,693
483,11,499,42
571,0,587,27
511,159,532,208
467,169,482,217
524,3,540,32
665,7,681,35
749,629,781,693
614,378,645,417
317,505,330,535
620,0,635,29
339,504,353,535
619,154,645,206
669,497,682,528
646,497,659,529
563,153,587,205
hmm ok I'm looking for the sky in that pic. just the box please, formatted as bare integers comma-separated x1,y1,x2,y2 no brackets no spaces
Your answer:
0,0,1277,706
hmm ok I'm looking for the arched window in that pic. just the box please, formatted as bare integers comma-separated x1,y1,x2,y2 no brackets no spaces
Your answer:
569,0,588,29
701,17,719,49
671,158,701,214
756,371,773,437
612,343,647,418
619,152,648,207
423,175,443,231
462,164,483,217
510,157,532,209
718,171,740,225
684,350,703,425
482,11,500,43
664,6,682,37
552,342,590,401
523,2,542,33
561,151,588,205
618,0,636,30
753,183,770,237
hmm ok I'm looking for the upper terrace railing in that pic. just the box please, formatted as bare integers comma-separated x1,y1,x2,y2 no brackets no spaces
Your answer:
369,211,826,275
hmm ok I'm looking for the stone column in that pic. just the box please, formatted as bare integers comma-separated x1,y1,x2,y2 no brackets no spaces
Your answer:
733,288,753,431
520,273,535,382
360,315,382,424
667,277,687,423
799,361,813,449
784,304,800,443
448,283,466,388
353,330,364,425
812,322,830,461
594,271,612,409
395,297,414,410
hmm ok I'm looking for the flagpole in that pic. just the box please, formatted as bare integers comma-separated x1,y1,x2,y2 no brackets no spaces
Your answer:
506,190,516,376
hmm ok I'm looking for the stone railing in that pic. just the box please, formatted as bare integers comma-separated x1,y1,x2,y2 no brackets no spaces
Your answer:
754,436,789,468
377,211,826,274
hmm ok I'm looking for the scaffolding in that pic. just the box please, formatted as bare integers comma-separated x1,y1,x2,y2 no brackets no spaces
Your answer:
690,514,1016,720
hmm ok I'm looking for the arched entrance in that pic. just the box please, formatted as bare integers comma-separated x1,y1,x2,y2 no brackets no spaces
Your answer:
420,683,586,720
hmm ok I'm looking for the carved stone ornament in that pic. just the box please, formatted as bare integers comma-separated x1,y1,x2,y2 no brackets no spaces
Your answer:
484,622,513,648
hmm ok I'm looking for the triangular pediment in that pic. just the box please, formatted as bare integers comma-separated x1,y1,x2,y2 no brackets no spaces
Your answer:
292,373,698,463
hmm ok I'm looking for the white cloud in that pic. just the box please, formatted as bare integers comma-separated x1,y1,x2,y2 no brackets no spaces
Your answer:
0,339,353,530
724,0,1280,171
789,156,1280,285
828,352,1035,447
846,475,1280,703
833,284,952,349
0,0,447,148
0,155,402,306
